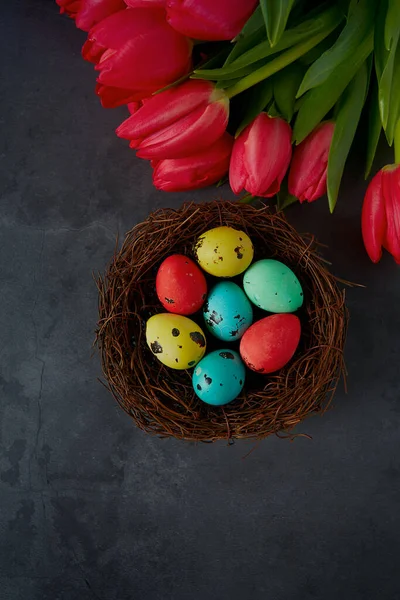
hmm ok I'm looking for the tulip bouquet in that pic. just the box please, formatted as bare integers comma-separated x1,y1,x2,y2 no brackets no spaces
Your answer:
57,0,400,263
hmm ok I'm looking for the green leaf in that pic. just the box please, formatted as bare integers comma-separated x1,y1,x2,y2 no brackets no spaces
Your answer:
374,0,388,82
297,30,340,66
384,42,400,145
235,79,273,137
277,192,299,211
277,176,298,210
273,63,305,121
223,6,266,67
216,77,243,89
378,0,400,129
327,62,369,212
198,46,232,71
297,0,375,97
224,27,266,67
384,0,400,51
293,31,373,143
234,5,264,42
395,118,400,164
153,73,191,95
213,58,273,84
365,76,382,178
193,5,343,81
260,0,296,47
267,102,281,118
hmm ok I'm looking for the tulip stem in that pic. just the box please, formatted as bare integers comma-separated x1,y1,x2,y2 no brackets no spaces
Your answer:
225,28,339,100
395,119,400,165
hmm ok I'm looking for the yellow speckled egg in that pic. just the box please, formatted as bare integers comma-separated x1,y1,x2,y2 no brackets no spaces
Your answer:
146,313,206,370
194,226,254,277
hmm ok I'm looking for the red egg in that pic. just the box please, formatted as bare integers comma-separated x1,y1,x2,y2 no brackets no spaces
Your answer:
240,314,301,373
156,254,207,315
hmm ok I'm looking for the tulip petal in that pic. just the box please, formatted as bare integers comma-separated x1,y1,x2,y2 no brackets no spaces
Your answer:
288,122,334,202
125,0,165,6
95,83,143,108
166,0,257,41
57,0,81,17
84,8,143,56
75,0,126,32
116,80,213,139
244,114,292,197
95,28,191,90
153,133,233,191
229,134,248,195
382,166,400,264
361,170,386,263
82,38,106,63
136,100,229,159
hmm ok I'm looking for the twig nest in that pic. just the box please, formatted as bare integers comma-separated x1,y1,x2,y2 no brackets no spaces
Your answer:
96,201,348,442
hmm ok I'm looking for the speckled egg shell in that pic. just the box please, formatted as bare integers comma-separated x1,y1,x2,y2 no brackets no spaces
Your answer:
146,313,206,370
240,314,301,373
194,226,254,277
156,254,207,315
192,350,246,406
203,281,253,341
243,259,304,313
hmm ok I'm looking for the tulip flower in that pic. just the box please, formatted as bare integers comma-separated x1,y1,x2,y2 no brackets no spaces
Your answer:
79,0,126,31
288,122,335,203
127,101,142,115
165,0,258,41
82,7,192,108
116,79,229,159
56,0,81,18
57,0,126,31
124,0,164,5
362,164,400,264
152,132,233,191
229,113,292,198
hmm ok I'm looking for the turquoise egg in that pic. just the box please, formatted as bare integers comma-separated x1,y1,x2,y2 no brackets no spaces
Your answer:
243,259,304,313
192,350,246,406
203,281,253,341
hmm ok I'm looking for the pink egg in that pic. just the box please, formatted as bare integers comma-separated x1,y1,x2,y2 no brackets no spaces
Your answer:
240,314,301,373
156,254,207,315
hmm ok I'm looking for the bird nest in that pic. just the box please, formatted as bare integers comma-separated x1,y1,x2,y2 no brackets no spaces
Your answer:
96,200,348,442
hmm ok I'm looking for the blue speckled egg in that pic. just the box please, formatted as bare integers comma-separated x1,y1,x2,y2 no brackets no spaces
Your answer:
243,259,304,313
192,350,246,406
203,282,253,341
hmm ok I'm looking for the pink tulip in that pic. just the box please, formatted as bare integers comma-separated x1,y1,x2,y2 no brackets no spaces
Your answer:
124,0,164,5
78,0,126,31
152,132,233,191
166,0,258,41
56,0,81,18
127,101,143,114
82,8,192,108
57,0,126,31
116,79,229,159
288,122,335,203
362,164,400,264
229,113,292,198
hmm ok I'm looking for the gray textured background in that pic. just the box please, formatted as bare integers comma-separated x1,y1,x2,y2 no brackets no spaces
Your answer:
1,2,400,599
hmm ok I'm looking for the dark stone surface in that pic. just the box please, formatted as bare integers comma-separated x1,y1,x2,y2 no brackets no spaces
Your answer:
1,2,400,599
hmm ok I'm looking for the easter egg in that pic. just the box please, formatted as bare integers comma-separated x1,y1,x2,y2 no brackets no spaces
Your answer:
146,314,206,370
240,314,301,373
203,281,253,342
243,259,303,313
194,226,254,277
156,254,207,315
192,350,246,406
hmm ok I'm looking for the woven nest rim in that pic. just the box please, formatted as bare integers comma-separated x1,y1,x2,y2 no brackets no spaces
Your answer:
96,200,348,442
